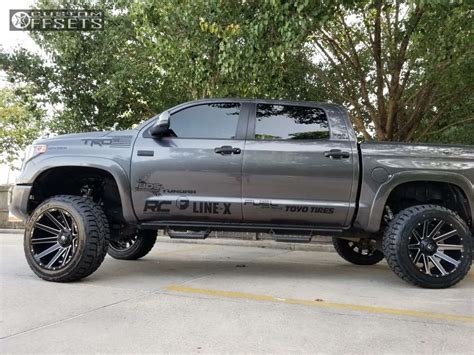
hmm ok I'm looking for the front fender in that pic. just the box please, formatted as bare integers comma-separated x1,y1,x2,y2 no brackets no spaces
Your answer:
18,155,137,223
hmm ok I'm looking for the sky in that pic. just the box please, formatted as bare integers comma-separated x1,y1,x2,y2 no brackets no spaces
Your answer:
1,0,38,184
0,0,39,53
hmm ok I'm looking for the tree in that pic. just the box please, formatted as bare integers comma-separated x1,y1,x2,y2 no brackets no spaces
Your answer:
1,0,336,135
1,0,472,148
308,0,473,141
0,87,45,166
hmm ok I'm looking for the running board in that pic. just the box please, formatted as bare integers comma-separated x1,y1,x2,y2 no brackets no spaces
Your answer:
272,234,312,243
167,229,210,239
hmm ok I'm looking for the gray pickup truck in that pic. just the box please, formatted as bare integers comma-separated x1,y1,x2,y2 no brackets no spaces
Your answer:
10,99,473,288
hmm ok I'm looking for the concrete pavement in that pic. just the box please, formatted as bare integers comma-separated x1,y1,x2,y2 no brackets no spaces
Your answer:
1,232,473,353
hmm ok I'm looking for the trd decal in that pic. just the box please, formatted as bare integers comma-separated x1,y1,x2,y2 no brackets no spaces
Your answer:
82,136,132,147
285,206,335,214
135,179,196,196
244,199,282,210
143,201,171,213
193,202,231,215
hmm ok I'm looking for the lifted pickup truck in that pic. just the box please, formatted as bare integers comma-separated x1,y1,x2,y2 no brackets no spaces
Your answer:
10,99,473,288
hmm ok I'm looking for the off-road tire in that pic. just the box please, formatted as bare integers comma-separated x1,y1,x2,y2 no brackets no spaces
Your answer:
24,195,109,282
383,204,472,288
108,230,157,260
332,238,384,265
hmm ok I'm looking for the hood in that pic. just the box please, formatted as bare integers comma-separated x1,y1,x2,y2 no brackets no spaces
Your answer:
36,131,112,143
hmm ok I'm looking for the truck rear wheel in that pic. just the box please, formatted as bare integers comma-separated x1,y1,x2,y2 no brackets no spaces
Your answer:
332,237,384,265
108,230,157,260
383,205,472,288
24,195,109,282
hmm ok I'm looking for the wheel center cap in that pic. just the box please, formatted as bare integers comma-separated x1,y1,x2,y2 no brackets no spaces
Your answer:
58,231,71,247
420,239,437,255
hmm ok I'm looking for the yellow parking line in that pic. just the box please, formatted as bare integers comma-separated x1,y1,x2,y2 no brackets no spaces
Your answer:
164,285,474,323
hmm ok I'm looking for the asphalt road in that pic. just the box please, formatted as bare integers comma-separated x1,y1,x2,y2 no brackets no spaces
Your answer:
1,232,473,354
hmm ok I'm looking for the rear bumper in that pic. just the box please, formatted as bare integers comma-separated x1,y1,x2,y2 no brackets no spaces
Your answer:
9,185,32,221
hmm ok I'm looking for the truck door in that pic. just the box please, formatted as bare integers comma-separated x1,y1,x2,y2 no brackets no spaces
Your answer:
131,101,249,223
242,102,358,227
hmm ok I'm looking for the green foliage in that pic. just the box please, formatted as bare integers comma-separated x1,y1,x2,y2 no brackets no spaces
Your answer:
307,0,473,142
0,87,45,166
0,0,472,155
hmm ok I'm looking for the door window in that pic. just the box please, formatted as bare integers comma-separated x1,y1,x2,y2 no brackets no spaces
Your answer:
169,103,240,139
255,104,329,140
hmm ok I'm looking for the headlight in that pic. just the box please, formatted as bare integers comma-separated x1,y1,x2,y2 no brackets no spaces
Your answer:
22,144,47,168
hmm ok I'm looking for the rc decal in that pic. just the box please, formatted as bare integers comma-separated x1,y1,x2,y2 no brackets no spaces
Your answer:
143,201,172,213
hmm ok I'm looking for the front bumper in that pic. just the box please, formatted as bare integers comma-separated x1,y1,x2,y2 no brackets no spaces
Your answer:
9,185,32,221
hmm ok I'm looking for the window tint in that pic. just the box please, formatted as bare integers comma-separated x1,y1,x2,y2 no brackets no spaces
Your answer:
169,103,240,139
255,104,329,140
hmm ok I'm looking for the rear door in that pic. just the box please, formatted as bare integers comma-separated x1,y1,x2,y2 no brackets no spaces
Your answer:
242,102,357,227
132,101,249,223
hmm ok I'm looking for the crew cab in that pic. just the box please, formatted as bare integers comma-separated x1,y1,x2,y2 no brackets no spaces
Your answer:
10,99,473,288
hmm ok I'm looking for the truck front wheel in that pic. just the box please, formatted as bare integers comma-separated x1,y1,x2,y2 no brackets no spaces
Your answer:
332,237,384,265
383,205,472,288
108,230,157,260
24,195,109,282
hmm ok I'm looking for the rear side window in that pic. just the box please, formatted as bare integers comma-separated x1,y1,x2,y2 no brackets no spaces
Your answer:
170,103,240,139
255,104,329,140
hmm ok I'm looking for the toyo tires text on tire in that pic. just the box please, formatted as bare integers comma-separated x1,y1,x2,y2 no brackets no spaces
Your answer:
24,195,110,282
383,204,472,288
108,230,157,260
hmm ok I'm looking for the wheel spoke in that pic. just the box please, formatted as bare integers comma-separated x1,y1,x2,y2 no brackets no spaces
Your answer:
433,229,457,242
31,236,58,245
408,243,420,250
428,220,444,239
34,243,61,260
434,251,460,267
412,230,422,243
437,244,463,251
422,254,431,275
45,211,66,230
422,221,428,239
429,256,448,276
35,223,60,236
59,210,71,230
413,249,422,264
62,246,72,265
46,247,67,268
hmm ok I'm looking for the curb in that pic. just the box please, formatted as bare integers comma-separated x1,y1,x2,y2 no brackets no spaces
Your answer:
0,228,335,252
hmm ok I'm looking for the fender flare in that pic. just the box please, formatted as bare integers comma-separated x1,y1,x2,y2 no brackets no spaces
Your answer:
21,156,137,223
364,171,473,233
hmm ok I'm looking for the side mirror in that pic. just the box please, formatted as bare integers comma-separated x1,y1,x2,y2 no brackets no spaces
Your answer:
150,111,170,137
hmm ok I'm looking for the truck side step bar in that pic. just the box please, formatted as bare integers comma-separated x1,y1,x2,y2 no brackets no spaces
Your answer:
167,229,210,239
272,235,312,243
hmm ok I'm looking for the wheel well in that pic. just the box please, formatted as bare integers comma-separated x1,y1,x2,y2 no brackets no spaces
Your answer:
28,167,125,227
384,181,471,227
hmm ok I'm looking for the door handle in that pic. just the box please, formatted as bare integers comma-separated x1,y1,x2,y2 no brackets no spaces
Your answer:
324,149,350,159
214,146,241,155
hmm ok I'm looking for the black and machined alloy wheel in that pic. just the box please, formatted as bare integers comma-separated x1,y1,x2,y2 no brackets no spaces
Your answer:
383,204,472,288
108,230,157,260
24,195,109,282
332,237,384,265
